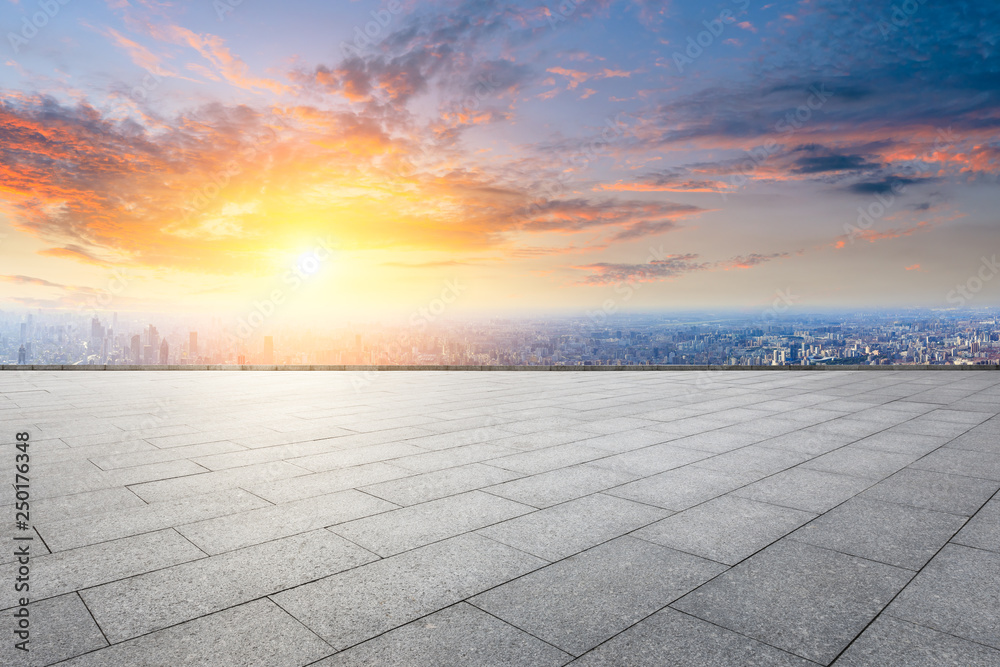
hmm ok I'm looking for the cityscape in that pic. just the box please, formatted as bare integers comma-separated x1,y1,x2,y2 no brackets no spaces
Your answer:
4,309,999,367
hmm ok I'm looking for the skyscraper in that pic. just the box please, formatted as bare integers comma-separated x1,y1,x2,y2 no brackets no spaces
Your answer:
147,325,159,353
131,335,141,365
189,332,198,360
159,339,169,365
17,345,26,364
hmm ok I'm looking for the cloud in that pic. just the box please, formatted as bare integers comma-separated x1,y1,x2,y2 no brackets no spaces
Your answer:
37,245,112,266
791,154,877,174
574,250,789,285
846,177,924,195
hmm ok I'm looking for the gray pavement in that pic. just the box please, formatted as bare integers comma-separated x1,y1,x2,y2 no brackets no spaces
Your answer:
1,370,998,666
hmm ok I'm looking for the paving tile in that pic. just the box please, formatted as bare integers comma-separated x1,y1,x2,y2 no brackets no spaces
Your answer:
360,463,521,505
608,466,758,511
23,487,146,524
850,431,949,456
314,603,571,667
483,463,638,508
574,417,663,434
0,529,205,611
490,430,595,451
952,497,1000,552
733,467,873,513
470,536,726,656
757,430,854,456
886,543,1000,649
391,443,519,473
38,488,271,551
945,428,1000,454
272,533,546,650
57,599,332,667
190,438,346,470
1,460,207,504
892,419,975,438
588,444,712,477
399,426,521,450
667,429,767,454
634,495,815,565
127,461,308,503
672,539,913,664
81,529,376,643
487,443,611,475
800,446,920,480
790,497,966,570
33,439,154,463
694,445,812,477
143,430,238,449
577,428,676,453
2,594,107,667
478,493,669,561
504,417,593,434
569,607,815,667
834,614,1000,667
177,489,397,554
248,461,413,503
909,448,1000,480
291,442,429,472
859,468,999,516
89,440,244,470
332,491,535,556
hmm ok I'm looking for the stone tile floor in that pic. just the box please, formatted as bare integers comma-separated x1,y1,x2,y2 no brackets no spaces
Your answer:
1,370,999,666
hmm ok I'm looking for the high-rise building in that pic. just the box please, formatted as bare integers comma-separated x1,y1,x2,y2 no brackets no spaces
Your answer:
19,322,26,343
263,336,274,364
189,332,198,360
147,325,159,353
17,345,26,364
159,339,169,365
131,335,142,365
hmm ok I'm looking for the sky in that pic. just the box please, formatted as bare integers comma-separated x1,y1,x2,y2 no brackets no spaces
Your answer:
0,0,998,321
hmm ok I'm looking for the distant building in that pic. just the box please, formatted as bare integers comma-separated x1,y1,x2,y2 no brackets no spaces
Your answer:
17,345,26,364
147,325,159,353
159,339,169,365
189,332,198,360
131,335,141,365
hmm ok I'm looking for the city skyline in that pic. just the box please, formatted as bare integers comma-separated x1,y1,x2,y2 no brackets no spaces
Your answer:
5,306,1000,368
0,1,997,316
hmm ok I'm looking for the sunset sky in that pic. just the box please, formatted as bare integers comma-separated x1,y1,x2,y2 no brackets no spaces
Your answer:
0,0,998,320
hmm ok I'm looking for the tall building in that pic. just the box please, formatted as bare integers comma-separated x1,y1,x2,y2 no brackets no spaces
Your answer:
189,332,198,360
17,345,26,364
159,339,169,365
131,335,141,365
19,322,26,343
147,325,159,353
263,336,274,364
